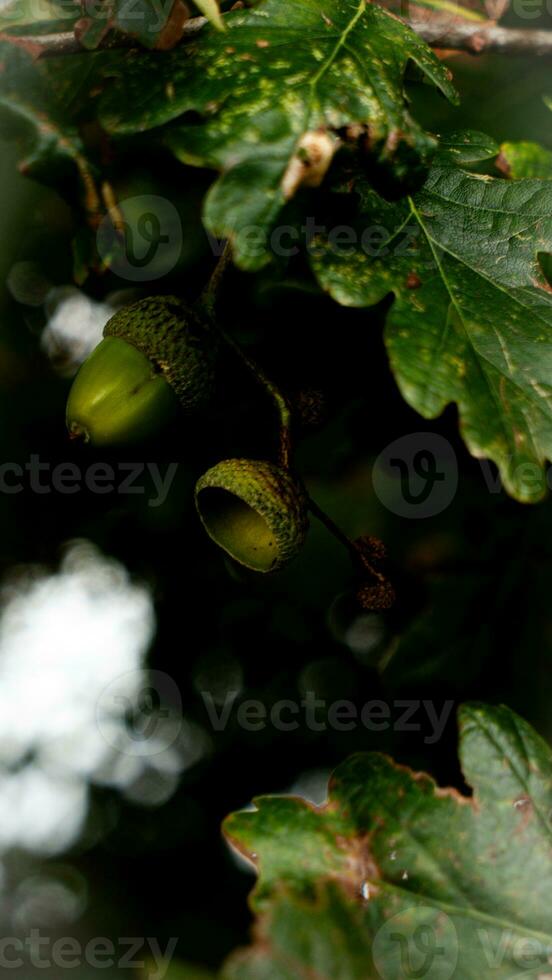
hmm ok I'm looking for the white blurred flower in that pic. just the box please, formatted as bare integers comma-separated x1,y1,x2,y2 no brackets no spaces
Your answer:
41,287,115,375
0,541,206,856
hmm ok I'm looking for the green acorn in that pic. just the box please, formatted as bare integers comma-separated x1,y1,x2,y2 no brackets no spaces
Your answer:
195,459,308,573
66,296,215,445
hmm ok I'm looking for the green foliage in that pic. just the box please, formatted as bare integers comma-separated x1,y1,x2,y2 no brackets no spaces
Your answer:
498,140,552,179
75,0,224,49
0,43,92,178
311,131,552,502
3,1,552,971
0,0,74,29
223,703,552,977
6,6,552,500
97,0,457,268
78,0,175,50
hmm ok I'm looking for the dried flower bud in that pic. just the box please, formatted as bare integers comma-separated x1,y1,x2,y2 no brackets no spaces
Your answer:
356,580,396,612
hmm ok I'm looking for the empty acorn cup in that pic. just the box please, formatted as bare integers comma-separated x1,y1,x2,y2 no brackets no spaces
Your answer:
195,459,308,573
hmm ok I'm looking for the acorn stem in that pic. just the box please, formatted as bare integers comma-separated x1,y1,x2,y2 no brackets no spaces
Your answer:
220,327,293,469
306,494,385,584
201,242,234,316
201,244,293,469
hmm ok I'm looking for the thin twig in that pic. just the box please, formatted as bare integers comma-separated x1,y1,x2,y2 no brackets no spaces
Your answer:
15,13,552,59
200,242,233,317
408,18,552,55
7,16,207,58
221,328,293,470
200,246,293,470
306,495,380,577
306,495,361,563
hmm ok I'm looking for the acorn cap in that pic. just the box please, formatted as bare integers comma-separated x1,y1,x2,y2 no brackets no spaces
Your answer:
66,336,179,446
195,459,308,573
104,295,215,412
